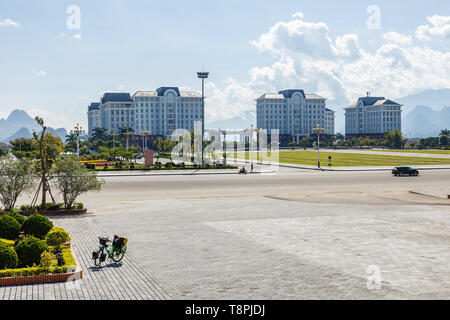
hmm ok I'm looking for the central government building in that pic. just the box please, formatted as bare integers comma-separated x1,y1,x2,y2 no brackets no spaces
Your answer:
256,89,335,146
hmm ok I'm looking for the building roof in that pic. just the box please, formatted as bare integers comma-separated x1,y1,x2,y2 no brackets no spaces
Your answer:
134,90,201,98
88,102,100,111
156,87,181,96
345,96,402,109
101,92,133,104
278,89,306,99
325,108,335,112
133,91,158,97
256,91,326,101
305,94,326,100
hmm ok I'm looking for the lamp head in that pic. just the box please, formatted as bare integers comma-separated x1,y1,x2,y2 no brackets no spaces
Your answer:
197,72,209,79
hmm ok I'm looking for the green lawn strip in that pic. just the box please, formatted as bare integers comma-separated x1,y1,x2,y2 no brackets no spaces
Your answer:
235,151,450,167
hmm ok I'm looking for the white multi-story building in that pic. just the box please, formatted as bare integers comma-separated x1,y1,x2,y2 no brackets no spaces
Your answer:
87,87,202,137
325,108,335,135
133,87,202,136
256,89,333,144
344,94,403,138
87,102,101,136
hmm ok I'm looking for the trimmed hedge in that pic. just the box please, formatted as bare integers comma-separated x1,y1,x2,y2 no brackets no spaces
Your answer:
0,241,18,269
0,215,21,240
0,266,68,277
15,236,49,267
22,214,53,239
7,210,26,226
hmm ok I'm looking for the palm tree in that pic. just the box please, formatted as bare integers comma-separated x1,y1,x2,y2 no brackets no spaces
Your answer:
440,129,450,136
91,127,108,142
118,126,134,151
65,133,78,152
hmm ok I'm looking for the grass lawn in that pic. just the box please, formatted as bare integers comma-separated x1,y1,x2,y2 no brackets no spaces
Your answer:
370,149,450,155
235,150,450,167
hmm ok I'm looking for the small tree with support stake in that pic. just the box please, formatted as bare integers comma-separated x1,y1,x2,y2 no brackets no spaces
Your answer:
31,117,62,208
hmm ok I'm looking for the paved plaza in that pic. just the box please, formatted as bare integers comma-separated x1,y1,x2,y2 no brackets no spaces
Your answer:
2,167,450,299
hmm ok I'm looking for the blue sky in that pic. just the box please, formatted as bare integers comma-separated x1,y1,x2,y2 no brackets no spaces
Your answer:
1,0,449,132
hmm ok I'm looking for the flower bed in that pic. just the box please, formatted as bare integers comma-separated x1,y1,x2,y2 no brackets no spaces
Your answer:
0,213,81,286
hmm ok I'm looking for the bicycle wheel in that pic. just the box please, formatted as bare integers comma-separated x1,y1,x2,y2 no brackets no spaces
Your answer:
112,245,126,262
94,249,102,266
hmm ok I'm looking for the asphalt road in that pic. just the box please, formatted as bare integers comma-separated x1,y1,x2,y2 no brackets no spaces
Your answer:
80,167,450,204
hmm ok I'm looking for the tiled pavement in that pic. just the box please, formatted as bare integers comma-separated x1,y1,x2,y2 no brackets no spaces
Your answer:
0,215,170,300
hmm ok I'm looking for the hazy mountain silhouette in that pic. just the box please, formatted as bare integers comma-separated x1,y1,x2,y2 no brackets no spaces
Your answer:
0,109,67,143
403,106,450,138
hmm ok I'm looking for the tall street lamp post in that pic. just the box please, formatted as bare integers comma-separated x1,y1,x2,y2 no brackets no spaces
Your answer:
245,125,257,171
312,124,324,169
70,123,85,158
258,128,263,165
197,71,209,166
111,131,117,149
221,129,227,166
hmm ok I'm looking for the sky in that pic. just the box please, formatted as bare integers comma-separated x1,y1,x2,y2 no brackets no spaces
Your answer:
1,0,449,132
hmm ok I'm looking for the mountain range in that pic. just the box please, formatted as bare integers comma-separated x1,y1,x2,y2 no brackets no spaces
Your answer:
0,109,68,143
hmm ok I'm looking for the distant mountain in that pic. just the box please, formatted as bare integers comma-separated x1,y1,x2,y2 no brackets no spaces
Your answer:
396,88,450,115
0,109,68,143
403,106,450,138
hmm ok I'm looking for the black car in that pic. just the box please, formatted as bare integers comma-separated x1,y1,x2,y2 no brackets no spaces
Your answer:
392,166,419,176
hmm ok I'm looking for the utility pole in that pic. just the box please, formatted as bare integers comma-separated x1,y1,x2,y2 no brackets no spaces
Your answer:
312,124,324,169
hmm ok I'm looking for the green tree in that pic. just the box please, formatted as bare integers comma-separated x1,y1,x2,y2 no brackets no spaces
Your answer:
53,155,104,209
384,130,407,149
10,137,35,159
91,127,109,142
0,156,36,211
440,134,449,148
32,117,64,207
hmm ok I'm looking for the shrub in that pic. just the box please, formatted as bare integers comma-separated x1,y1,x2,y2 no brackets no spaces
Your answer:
0,215,21,240
74,202,84,210
45,227,71,253
22,214,53,239
0,241,18,269
15,236,49,267
165,162,173,169
39,251,54,268
7,209,26,226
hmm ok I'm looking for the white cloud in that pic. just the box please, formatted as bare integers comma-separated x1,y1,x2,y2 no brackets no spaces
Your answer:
382,32,412,46
416,15,450,41
0,18,19,27
205,13,450,126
